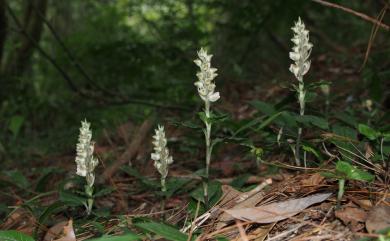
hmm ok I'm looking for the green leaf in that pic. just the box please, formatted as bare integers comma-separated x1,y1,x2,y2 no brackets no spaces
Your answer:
165,177,191,197
198,111,229,125
0,230,35,241
34,201,66,237
134,220,188,241
121,166,159,189
8,115,25,137
304,91,317,103
94,187,116,198
358,124,379,140
35,168,62,192
190,181,221,204
250,100,277,115
230,174,251,189
233,118,263,136
59,190,86,207
297,115,329,130
254,112,283,131
3,170,29,189
302,144,323,161
335,112,358,127
336,160,375,182
332,124,357,140
277,111,297,128
383,132,390,142
86,233,141,241
320,172,338,179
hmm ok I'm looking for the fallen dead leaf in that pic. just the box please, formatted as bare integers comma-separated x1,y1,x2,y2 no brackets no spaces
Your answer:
216,183,267,229
0,207,36,236
335,206,367,231
44,220,68,241
51,219,76,241
231,223,275,241
225,193,332,224
301,173,324,186
366,205,390,233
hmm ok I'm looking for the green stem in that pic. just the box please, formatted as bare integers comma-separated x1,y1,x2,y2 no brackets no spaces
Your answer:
337,179,345,209
161,177,166,219
85,185,94,216
295,81,305,167
203,100,211,208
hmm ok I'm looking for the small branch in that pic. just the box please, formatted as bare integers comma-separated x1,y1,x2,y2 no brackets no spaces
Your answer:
311,0,390,31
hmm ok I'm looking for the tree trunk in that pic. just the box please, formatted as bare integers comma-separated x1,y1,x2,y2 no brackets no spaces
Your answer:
0,0,7,67
2,0,48,88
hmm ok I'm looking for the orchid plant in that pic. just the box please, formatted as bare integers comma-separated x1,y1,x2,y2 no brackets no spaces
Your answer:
289,17,313,167
75,120,99,215
194,48,220,206
151,125,173,194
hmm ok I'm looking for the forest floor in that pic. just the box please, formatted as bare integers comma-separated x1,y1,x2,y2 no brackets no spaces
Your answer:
1,73,389,241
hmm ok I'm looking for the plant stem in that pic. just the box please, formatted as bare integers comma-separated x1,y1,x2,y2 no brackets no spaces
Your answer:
85,185,94,215
161,177,166,219
295,80,305,166
337,179,345,209
203,100,212,207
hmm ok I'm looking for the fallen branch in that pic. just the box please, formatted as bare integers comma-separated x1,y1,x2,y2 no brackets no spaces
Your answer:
311,0,390,31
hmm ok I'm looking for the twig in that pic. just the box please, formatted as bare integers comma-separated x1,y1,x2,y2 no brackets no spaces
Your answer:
236,220,249,241
311,0,390,31
360,4,388,70
265,223,305,241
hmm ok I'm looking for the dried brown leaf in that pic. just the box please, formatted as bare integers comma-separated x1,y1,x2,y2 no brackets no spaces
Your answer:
52,219,76,241
225,193,332,224
335,207,367,231
366,205,390,233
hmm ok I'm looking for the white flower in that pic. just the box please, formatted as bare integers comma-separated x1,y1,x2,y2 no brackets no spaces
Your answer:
75,120,98,187
151,125,173,179
194,48,220,103
289,17,313,81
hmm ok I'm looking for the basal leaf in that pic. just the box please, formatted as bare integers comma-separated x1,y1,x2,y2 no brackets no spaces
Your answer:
86,232,141,241
134,220,188,241
336,160,374,182
358,124,379,140
0,230,35,241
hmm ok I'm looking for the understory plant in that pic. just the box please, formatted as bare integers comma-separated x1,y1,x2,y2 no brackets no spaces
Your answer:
289,17,313,167
322,160,374,208
151,125,173,211
194,48,220,206
75,120,99,215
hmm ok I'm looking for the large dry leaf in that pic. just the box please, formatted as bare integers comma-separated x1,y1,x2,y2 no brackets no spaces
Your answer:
225,193,332,224
335,206,367,231
366,205,390,233
216,184,267,229
44,219,76,241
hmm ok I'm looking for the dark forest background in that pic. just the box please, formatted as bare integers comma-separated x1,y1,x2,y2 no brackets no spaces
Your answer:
0,0,389,165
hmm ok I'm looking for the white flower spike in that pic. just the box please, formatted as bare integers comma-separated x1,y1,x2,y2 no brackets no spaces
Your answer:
75,120,98,187
289,17,313,167
151,125,173,183
289,17,313,82
194,48,220,104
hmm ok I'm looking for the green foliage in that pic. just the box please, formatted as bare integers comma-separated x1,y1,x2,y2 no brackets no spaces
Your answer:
322,160,374,182
87,233,141,241
134,219,190,241
0,230,35,241
358,124,380,140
